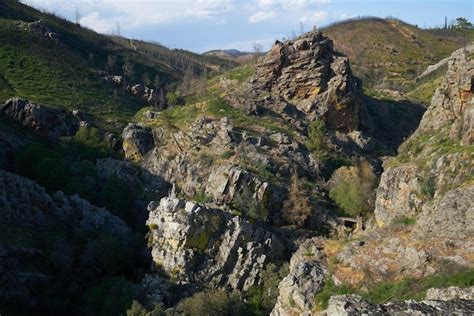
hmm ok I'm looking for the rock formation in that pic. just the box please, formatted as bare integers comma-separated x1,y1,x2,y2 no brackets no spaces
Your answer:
1,97,80,138
253,30,362,132
146,196,288,292
327,287,474,315
122,123,155,161
271,238,327,316
329,42,474,286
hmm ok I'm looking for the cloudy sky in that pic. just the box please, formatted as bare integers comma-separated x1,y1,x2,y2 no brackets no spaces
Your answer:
22,0,473,52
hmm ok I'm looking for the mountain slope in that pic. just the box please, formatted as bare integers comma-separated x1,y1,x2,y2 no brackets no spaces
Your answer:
0,0,236,130
324,17,473,91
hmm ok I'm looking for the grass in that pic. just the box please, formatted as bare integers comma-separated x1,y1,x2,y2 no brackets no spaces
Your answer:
393,216,417,225
324,17,473,90
315,267,474,310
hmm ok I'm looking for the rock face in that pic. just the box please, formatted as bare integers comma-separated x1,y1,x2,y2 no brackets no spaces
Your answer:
0,169,131,310
254,30,362,132
271,238,327,316
146,196,288,292
327,287,474,315
417,47,473,145
1,97,79,138
122,123,155,161
331,46,474,287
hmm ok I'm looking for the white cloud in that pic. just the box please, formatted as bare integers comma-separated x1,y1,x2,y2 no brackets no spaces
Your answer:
22,0,235,31
257,0,331,10
300,10,328,25
249,11,277,23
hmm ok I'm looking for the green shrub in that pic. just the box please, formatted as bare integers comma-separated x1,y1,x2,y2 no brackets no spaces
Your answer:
329,160,377,217
246,263,289,315
98,175,135,222
82,277,139,316
127,300,165,316
306,119,328,159
233,185,268,222
314,278,352,310
393,217,416,225
177,289,248,316
420,175,436,199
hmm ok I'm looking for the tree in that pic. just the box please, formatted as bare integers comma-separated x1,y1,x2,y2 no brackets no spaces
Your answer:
122,59,134,86
75,9,81,24
306,119,328,159
106,54,117,73
282,171,312,226
329,160,377,217
454,17,472,29
253,42,262,63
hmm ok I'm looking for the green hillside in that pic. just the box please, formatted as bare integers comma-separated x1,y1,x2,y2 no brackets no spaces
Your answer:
0,0,236,130
324,17,473,91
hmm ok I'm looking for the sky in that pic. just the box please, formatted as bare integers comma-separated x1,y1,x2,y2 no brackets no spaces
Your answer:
22,0,474,53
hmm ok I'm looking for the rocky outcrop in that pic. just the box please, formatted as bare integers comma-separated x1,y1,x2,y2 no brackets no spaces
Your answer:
426,286,474,301
0,169,129,235
327,287,474,315
122,123,155,161
271,238,327,316
16,20,59,40
416,43,474,81
0,169,132,311
146,196,288,292
417,47,473,145
1,97,79,138
104,76,162,104
330,48,474,287
253,30,362,132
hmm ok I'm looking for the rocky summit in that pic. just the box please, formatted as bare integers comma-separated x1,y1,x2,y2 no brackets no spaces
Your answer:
253,30,362,131
0,1,473,315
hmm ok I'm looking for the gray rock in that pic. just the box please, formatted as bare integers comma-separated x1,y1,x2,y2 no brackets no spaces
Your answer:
326,291,474,315
122,123,154,161
146,196,287,292
1,97,79,138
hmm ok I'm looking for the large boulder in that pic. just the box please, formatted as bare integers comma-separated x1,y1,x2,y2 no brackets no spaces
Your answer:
1,97,79,138
146,196,288,292
327,287,474,315
122,123,154,161
254,30,362,132
271,238,327,316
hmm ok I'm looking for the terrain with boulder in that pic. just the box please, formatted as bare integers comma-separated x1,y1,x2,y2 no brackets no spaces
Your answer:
0,1,473,315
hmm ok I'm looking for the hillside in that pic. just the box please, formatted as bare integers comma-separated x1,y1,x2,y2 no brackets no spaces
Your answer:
0,0,236,130
324,17,473,91
204,49,255,63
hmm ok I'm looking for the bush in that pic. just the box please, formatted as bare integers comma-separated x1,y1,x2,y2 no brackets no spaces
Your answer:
282,171,312,227
246,263,289,315
98,175,135,222
329,160,377,217
166,91,183,107
82,277,139,316
127,300,165,316
420,175,436,199
233,185,268,222
306,119,328,159
177,289,248,316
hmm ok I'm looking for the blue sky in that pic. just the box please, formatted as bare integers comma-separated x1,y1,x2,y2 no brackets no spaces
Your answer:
22,0,473,53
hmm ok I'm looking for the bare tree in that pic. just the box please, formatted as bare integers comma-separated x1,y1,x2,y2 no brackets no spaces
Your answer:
122,59,134,86
300,21,304,35
75,9,81,25
253,42,263,63
106,55,117,73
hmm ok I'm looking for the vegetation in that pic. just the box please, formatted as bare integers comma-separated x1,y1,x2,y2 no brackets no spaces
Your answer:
13,127,138,229
329,160,378,217
306,119,328,159
246,263,289,315
282,171,313,226
324,17,473,90
315,267,474,310
393,216,417,225
176,289,248,316
127,300,165,316
233,185,268,222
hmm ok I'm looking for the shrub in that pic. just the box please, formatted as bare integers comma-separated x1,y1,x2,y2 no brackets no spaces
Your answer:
166,91,183,107
177,289,248,316
127,300,165,316
329,160,377,217
233,185,268,222
420,175,436,199
82,277,139,316
98,175,135,222
306,119,328,159
247,263,289,315
393,217,416,225
282,171,312,226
